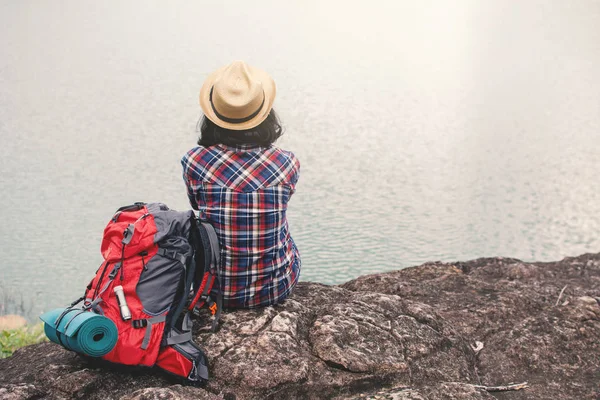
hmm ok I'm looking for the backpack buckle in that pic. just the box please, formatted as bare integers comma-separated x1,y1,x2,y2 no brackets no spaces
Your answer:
191,295,210,317
191,306,201,317
108,263,121,280
132,319,148,329
122,224,135,245
208,299,218,316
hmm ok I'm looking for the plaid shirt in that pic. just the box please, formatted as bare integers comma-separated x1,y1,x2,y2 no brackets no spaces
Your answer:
181,143,301,308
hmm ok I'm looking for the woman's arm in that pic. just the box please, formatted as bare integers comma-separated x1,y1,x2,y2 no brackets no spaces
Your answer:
181,152,200,210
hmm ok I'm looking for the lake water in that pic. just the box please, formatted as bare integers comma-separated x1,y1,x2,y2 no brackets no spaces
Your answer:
1,0,599,320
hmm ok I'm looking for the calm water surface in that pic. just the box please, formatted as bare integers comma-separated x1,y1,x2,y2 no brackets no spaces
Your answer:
1,1,599,320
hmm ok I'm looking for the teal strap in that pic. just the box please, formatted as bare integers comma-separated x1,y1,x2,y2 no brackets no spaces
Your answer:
63,310,87,331
53,307,76,347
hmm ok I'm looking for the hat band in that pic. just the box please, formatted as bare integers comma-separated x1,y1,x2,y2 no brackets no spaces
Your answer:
209,86,266,125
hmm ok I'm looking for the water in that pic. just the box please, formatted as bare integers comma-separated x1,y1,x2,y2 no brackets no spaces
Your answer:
1,0,599,320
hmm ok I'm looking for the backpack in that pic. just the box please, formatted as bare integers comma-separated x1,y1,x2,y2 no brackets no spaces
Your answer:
68,202,221,382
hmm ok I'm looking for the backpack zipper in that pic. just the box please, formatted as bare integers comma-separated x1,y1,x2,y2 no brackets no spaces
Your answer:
172,343,199,381
140,250,148,271
92,261,111,300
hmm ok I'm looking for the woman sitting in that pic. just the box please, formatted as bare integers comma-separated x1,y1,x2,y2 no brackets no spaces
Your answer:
181,61,301,309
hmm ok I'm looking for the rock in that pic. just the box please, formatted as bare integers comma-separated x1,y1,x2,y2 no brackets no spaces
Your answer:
0,315,27,331
571,296,600,321
121,386,221,400
0,384,44,400
1,253,600,399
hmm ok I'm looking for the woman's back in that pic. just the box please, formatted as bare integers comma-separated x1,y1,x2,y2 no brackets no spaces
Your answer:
182,142,300,308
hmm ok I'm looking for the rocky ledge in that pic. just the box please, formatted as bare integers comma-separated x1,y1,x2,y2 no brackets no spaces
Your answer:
1,253,599,400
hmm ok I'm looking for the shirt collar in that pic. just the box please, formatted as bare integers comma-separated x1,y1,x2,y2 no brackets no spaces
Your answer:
217,143,268,153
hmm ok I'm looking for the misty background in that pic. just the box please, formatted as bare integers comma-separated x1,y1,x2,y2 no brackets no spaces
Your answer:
0,0,599,319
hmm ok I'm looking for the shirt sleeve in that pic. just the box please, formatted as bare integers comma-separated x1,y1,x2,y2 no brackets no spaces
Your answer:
288,153,300,196
181,151,199,210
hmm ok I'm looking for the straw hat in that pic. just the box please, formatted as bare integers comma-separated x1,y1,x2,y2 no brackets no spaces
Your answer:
199,61,276,131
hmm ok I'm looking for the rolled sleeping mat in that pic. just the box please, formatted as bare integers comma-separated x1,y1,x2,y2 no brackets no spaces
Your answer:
40,308,118,357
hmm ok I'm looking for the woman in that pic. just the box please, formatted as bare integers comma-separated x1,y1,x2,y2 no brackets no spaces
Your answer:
181,61,301,309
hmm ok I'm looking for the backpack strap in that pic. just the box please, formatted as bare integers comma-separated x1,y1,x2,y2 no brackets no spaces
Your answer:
111,202,147,222
188,220,222,331
165,246,196,329
161,212,202,330
157,248,189,267
116,202,147,213
201,221,223,332
162,313,193,346
132,315,167,350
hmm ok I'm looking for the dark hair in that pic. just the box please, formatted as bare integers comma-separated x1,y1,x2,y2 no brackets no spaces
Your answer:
197,109,284,147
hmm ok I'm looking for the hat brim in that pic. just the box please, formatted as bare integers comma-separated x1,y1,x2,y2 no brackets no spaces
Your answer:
199,64,276,131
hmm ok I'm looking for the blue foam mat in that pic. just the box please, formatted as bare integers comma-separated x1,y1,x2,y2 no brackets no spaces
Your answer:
40,308,118,357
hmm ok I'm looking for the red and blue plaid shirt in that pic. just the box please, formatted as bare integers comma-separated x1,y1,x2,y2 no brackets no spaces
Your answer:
181,143,301,308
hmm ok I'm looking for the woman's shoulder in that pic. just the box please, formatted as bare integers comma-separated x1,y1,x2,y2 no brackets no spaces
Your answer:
269,146,300,172
182,145,220,164
181,145,218,178
266,146,300,189
183,144,299,191
183,144,298,167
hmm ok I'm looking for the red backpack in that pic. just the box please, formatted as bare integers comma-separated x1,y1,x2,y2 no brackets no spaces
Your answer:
75,202,221,382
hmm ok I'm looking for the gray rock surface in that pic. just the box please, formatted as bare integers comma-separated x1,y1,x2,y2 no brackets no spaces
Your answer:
1,253,599,399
